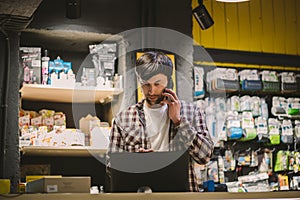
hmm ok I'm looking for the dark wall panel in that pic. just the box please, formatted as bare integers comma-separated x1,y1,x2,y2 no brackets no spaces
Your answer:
29,0,141,34
28,0,192,36
155,0,192,38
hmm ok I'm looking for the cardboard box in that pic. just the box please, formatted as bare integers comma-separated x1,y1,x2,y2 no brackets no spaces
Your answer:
26,176,91,193
26,175,61,183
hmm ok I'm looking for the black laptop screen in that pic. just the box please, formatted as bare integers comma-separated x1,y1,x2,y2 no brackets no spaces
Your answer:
106,150,190,193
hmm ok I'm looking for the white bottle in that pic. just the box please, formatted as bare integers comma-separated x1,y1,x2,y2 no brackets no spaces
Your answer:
114,73,123,88
261,99,269,119
23,65,30,83
81,68,87,86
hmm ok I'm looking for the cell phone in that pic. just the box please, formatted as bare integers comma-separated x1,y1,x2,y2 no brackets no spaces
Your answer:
164,88,171,102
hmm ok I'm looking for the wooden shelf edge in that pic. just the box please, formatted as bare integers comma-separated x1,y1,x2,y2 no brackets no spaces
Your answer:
20,146,107,157
19,84,123,103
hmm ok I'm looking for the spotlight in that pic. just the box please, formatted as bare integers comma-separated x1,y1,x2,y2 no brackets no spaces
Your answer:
192,0,214,30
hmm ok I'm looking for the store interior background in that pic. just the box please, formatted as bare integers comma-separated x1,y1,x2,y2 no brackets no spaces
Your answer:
0,0,300,192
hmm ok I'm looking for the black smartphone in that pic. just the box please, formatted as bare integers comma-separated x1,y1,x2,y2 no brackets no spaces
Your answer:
163,88,172,102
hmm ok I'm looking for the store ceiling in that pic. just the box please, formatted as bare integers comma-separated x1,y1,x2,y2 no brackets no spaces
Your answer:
0,0,41,17
0,0,42,30
1,0,122,51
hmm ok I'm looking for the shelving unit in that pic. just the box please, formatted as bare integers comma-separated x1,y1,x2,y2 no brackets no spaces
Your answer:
20,146,107,186
196,64,300,188
20,84,123,103
18,27,127,187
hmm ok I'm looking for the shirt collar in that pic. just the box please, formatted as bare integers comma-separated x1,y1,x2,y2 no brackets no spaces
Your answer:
136,98,146,111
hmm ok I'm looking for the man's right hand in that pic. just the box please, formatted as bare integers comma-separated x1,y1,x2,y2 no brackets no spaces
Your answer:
138,148,154,153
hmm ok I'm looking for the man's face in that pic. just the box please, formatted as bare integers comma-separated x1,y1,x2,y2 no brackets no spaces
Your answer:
140,73,168,106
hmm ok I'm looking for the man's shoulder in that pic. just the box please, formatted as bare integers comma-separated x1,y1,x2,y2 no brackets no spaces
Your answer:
112,103,142,129
119,104,138,113
114,104,140,120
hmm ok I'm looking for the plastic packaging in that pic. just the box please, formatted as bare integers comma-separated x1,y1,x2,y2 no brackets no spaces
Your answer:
260,99,269,119
42,50,50,85
90,186,99,194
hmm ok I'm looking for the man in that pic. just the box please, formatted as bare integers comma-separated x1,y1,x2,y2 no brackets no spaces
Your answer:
107,51,214,192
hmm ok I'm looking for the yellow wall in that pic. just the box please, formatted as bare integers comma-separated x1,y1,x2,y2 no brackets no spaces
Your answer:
192,0,300,56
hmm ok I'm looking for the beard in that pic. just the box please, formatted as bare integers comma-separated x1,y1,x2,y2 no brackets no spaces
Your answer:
145,94,165,106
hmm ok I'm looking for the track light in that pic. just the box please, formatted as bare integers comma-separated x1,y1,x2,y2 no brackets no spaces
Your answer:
192,0,214,30
66,0,81,19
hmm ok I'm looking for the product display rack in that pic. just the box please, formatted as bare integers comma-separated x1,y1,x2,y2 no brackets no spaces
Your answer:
196,63,300,190
19,28,125,187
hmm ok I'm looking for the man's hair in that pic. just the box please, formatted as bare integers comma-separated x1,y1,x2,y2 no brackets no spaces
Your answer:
135,51,173,82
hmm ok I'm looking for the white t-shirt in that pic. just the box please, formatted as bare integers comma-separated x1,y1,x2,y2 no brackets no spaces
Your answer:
144,103,170,151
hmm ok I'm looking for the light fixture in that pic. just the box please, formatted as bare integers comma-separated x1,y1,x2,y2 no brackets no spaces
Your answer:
66,0,81,19
216,0,249,2
192,0,214,30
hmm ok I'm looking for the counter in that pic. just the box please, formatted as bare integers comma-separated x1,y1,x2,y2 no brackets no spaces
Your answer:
1,192,300,200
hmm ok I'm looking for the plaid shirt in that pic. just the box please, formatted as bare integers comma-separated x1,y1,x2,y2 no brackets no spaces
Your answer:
107,99,214,192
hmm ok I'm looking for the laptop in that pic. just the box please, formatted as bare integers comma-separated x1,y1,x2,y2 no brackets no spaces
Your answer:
106,150,190,193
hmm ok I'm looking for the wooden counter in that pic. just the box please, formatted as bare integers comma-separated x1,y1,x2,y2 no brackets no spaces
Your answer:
2,191,300,200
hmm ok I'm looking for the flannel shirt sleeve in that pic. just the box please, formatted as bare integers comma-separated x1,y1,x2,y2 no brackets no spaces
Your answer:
106,117,124,185
174,104,214,164
108,118,125,153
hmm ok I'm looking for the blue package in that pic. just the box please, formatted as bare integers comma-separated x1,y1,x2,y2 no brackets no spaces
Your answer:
228,127,243,140
63,62,72,73
49,57,72,74
203,180,215,192
242,80,262,91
